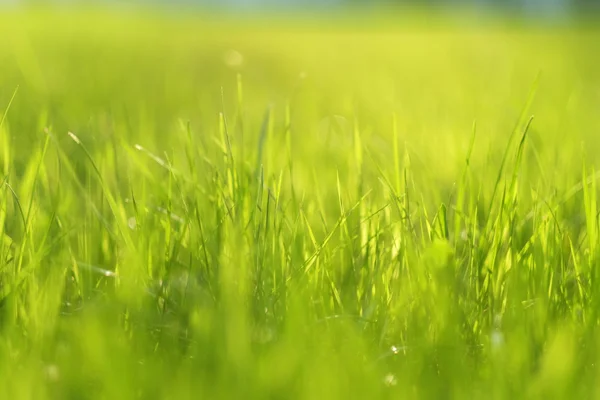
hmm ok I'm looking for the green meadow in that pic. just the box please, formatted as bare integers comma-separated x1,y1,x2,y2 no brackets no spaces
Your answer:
1,9,600,398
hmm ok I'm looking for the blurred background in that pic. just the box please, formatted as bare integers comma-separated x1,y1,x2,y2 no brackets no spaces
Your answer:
1,0,599,15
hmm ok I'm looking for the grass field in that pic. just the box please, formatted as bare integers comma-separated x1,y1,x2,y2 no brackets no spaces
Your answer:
1,9,600,399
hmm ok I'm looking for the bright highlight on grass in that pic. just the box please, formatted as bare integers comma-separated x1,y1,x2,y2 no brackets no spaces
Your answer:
1,9,600,399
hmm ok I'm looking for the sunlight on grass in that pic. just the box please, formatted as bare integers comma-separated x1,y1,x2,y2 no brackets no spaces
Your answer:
0,8,600,399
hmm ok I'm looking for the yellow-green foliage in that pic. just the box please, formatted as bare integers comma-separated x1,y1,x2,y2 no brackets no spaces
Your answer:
0,9,600,399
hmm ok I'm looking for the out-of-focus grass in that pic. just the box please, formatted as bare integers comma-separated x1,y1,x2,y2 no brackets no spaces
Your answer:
1,9,600,399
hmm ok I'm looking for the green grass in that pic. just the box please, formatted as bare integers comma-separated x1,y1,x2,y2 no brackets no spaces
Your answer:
1,9,600,399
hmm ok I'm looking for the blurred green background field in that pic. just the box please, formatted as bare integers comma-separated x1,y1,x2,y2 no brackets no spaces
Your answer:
1,9,600,399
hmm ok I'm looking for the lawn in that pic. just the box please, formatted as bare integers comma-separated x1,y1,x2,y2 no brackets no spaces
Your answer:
1,8,600,399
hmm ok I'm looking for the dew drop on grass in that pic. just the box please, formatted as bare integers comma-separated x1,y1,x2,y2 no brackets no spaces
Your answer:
128,217,137,230
383,373,397,387
67,131,81,144
491,330,505,350
44,364,60,382
460,230,469,241
224,49,244,68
